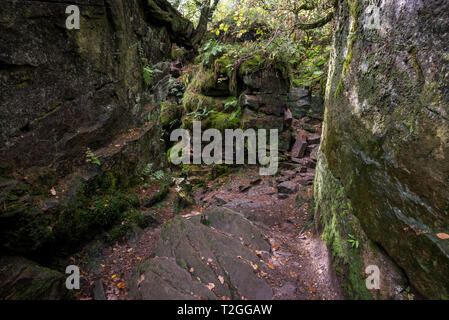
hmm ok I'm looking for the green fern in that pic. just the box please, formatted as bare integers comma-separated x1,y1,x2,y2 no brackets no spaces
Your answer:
85,148,101,166
347,234,359,249
142,66,162,86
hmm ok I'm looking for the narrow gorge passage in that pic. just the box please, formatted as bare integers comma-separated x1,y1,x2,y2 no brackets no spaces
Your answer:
1,0,447,303
73,115,343,300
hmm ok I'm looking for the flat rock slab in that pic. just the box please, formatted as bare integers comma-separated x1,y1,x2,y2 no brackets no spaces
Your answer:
277,181,298,194
129,207,273,300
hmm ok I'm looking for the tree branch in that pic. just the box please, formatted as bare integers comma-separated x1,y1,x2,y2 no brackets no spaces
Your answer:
142,0,195,47
191,0,220,47
294,10,334,30
141,0,219,49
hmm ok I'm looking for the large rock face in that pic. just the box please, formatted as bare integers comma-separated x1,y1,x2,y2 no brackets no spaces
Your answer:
0,0,194,263
314,0,449,299
0,0,173,182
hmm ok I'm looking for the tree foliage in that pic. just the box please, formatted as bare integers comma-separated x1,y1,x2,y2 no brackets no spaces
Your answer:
169,0,335,92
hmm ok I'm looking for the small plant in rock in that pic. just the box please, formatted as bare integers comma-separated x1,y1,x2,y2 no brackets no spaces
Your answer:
187,106,214,120
141,163,166,182
141,163,154,177
169,85,184,104
347,234,359,249
405,286,414,300
138,42,163,86
142,66,162,86
152,170,165,181
85,148,101,166
223,97,238,111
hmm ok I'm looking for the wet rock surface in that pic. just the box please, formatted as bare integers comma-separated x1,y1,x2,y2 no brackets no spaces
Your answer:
0,256,70,300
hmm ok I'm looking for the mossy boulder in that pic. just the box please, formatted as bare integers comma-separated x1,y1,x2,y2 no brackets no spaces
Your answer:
182,91,228,113
184,65,230,97
160,101,183,129
0,169,146,259
182,109,242,131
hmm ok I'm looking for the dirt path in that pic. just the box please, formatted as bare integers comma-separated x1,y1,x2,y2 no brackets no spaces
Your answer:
193,167,343,300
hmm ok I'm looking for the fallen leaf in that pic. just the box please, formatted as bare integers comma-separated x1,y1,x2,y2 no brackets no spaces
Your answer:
437,233,449,239
266,263,275,270
218,276,224,284
111,274,117,279
50,187,56,196
117,282,125,289
206,283,215,290
273,244,280,251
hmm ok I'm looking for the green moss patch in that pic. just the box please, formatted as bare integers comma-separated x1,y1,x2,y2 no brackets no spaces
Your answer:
314,158,372,300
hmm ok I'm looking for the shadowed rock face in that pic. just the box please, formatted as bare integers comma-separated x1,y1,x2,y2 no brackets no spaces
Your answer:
0,256,71,300
0,0,175,182
0,0,193,264
315,0,449,299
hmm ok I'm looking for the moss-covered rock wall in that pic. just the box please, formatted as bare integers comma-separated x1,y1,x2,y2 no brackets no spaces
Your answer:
315,0,449,299
0,0,193,268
